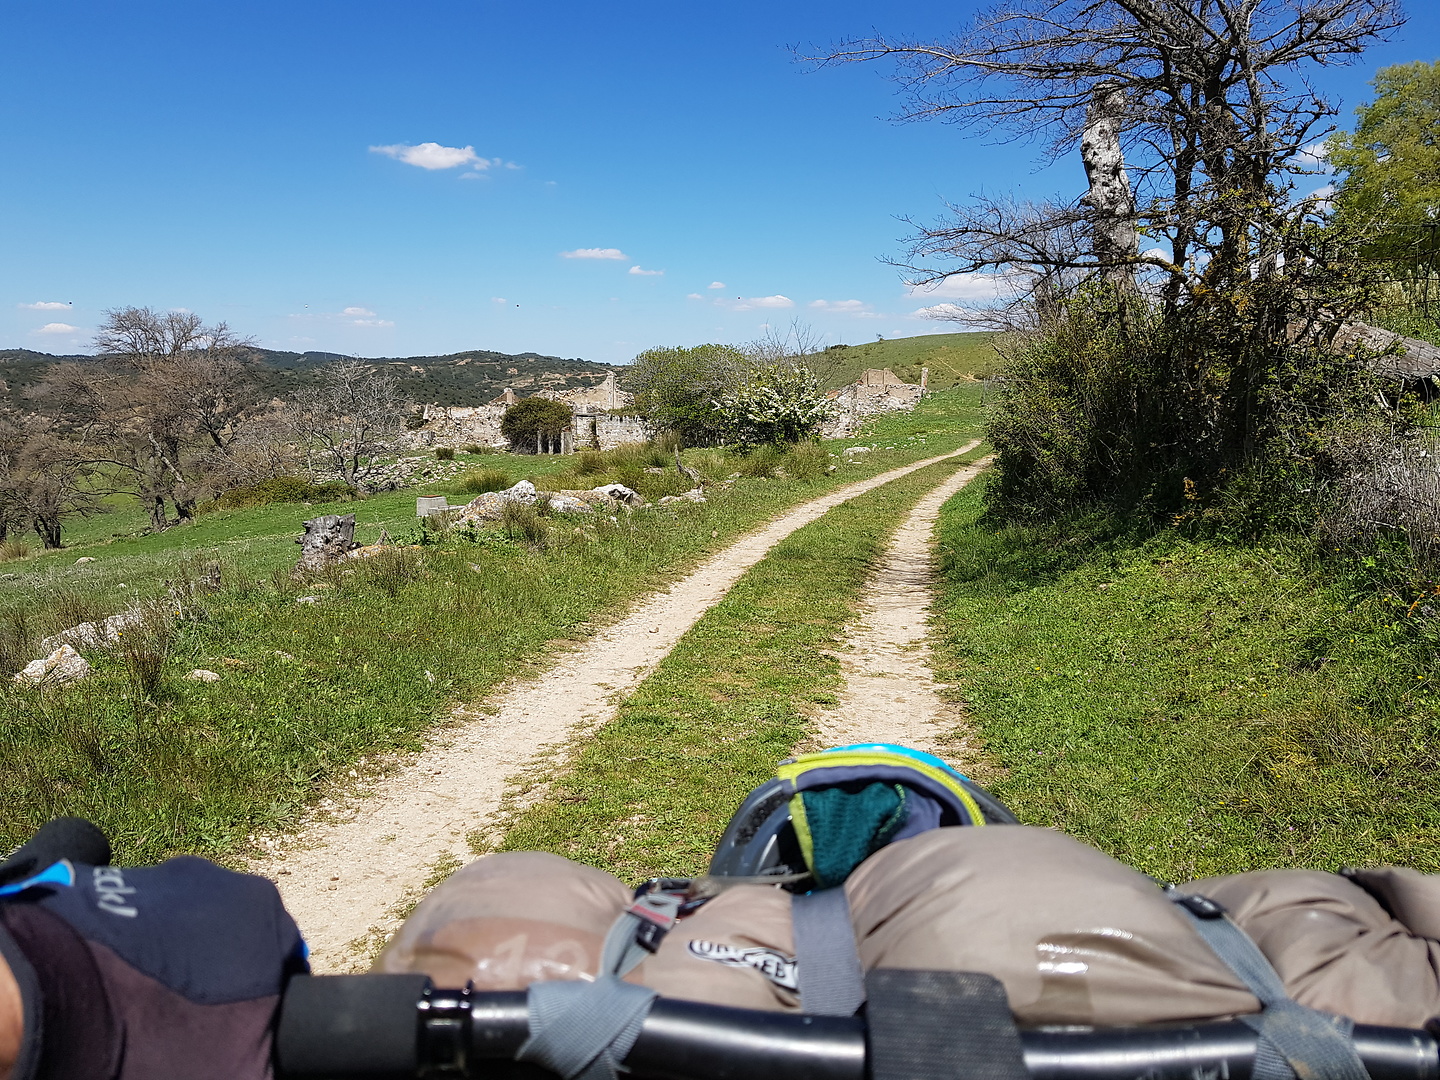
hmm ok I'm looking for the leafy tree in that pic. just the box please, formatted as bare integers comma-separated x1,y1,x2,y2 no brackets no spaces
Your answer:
807,0,1406,518
625,344,747,447
1328,61,1440,310
714,363,833,449
500,397,572,453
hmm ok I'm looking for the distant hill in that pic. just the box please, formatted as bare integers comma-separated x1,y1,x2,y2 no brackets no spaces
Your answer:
0,346,624,406
808,332,1003,391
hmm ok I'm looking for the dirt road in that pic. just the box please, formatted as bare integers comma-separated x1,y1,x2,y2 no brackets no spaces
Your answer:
255,441,982,971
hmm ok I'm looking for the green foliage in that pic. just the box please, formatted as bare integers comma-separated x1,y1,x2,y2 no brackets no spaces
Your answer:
452,469,511,496
205,476,353,512
625,344,748,446
714,362,833,448
1328,61,1440,275
935,477,1440,877
985,288,1395,529
435,446,456,461
499,397,573,448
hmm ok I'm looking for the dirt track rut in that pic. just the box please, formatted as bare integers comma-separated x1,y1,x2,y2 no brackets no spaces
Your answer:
813,457,990,762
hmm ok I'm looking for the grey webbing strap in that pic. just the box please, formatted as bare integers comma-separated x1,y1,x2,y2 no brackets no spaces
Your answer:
866,969,1029,1080
600,890,683,978
517,976,657,1080
1171,893,1369,1080
791,887,866,1016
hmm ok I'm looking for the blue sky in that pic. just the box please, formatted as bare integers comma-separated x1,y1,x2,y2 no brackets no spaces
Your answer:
3,2,1436,364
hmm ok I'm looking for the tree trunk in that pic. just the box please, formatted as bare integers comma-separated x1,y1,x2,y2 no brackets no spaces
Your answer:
34,515,62,549
1080,81,1138,287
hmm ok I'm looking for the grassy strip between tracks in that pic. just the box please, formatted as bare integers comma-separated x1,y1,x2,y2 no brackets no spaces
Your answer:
493,449,989,882
0,391,985,864
933,474,1440,882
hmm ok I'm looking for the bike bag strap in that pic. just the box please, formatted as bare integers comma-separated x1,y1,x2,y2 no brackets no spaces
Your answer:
600,889,684,979
518,976,657,1080
1170,891,1370,1080
792,887,866,1016
867,968,1029,1080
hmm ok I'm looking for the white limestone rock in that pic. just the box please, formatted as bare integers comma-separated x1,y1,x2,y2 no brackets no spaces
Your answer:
13,645,91,687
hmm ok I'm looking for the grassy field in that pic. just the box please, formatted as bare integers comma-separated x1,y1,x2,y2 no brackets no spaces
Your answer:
810,331,1003,391
496,449,990,881
0,388,985,863
933,475,1440,880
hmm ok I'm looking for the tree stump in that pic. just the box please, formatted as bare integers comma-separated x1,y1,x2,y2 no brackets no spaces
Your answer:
293,513,360,577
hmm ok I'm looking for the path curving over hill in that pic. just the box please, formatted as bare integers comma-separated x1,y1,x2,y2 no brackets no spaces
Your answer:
255,440,982,971
812,457,991,762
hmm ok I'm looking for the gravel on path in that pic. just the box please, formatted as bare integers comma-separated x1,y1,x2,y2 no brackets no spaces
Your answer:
253,441,983,971
812,457,991,763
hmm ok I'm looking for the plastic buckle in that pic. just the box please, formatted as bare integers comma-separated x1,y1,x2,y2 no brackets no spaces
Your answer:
1173,892,1227,919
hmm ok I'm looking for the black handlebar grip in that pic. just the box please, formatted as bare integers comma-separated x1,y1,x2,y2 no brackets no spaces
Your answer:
0,817,112,885
275,974,429,1077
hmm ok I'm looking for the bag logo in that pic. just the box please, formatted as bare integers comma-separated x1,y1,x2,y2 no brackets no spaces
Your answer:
93,866,138,918
687,940,797,991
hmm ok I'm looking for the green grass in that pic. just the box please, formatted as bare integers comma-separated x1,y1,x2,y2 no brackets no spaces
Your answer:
810,331,1002,391
496,450,989,882
933,475,1440,881
0,388,986,864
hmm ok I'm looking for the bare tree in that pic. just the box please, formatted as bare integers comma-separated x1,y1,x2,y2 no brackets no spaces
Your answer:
283,358,412,491
0,408,102,548
36,307,258,530
807,0,1403,320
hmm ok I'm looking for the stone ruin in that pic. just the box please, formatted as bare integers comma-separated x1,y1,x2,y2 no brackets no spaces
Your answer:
411,373,651,453
822,367,928,438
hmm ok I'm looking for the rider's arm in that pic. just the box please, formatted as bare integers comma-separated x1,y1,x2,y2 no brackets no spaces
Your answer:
0,954,20,1080
0,855,306,1079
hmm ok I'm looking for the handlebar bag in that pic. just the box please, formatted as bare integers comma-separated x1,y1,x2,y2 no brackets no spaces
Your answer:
373,852,800,1012
1185,868,1440,1026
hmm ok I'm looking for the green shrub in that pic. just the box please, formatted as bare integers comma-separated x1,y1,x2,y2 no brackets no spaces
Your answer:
500,501,549,549
0,538,31,562
734,444,787,479
575,451,607,476
205,477,353,512
452,469,512,496
435,447,456,461
784,442,830,480
462,444,495,455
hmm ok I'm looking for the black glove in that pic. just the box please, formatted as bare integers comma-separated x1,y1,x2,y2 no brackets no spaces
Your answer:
0,822,307,1080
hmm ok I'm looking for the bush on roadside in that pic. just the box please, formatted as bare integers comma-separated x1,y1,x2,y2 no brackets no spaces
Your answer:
784,442,830,480
452,469,511,496
203,476,353,512
0,538,31,562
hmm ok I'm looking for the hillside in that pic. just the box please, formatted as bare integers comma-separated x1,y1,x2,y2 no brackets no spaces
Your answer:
809,331,1003,391
0,346,624,407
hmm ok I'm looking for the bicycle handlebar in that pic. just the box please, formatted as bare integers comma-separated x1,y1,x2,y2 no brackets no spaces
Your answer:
274,974,1440,1080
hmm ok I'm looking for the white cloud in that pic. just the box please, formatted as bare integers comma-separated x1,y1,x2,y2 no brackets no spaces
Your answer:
686,292,704,300
342,306,376,317
628,265,663,276
809,299,871,314
20,301,70,310
352,318,395,328
905,273,1010,302
724,294,794,311
491,297,508,304
370,142,490,171
707,281,726,289
33,322,81,335
1294,140,1332,169
561,247,629,260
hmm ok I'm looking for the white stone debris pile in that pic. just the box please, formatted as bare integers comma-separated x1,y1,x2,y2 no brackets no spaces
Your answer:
13,645,91,687
658,488,707,505
39,610,142,653
450,480,648,524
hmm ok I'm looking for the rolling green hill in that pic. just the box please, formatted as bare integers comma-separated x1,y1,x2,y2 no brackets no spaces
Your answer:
808,331,1003,391
0,346,623,407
